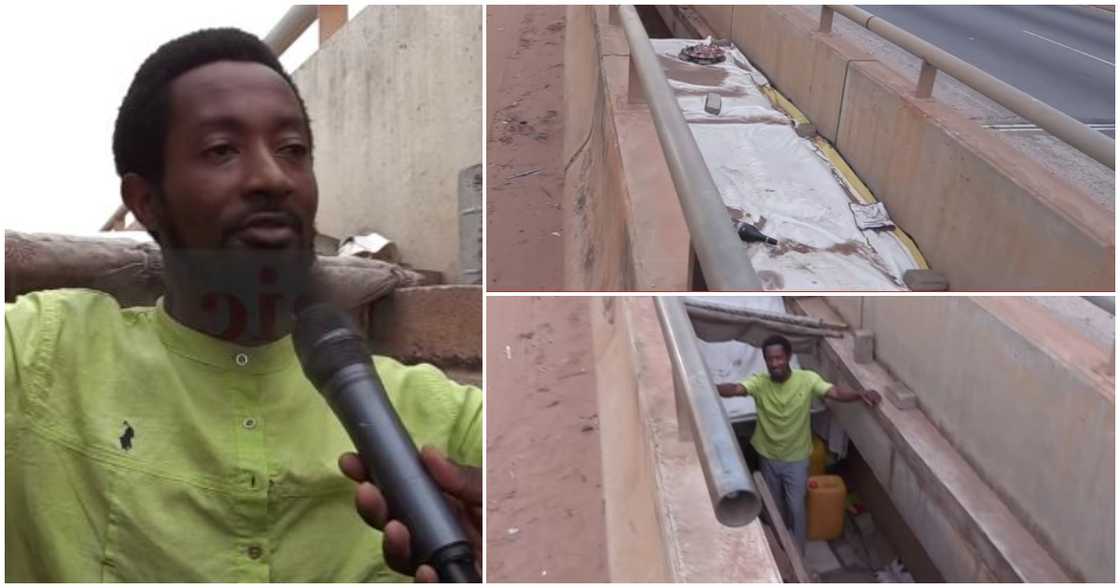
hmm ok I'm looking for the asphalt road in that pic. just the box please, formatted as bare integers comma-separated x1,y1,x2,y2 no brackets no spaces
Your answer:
860,5,1115,135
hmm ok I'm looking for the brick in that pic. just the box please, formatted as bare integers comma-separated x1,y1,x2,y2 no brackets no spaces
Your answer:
886,383,918,410
853,329,875,364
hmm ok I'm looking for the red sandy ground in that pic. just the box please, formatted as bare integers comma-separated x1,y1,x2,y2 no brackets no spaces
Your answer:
486,5,567,291
485,297,608,582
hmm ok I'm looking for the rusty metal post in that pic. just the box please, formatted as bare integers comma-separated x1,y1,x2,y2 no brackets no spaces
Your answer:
318,5,348,44
819,6,835,33
916,59,937,98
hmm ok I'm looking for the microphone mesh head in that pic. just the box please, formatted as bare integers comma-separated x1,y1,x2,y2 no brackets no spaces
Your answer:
292,303,371,387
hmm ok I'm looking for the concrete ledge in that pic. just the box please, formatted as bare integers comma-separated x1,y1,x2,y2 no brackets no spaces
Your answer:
791,297,1072,582
837,61,1113,291
830,296,1113,581
367,285,481,371
590,297,780,581
561,6,690,290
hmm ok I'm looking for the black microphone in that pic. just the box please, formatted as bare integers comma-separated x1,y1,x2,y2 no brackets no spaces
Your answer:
292,303,480,583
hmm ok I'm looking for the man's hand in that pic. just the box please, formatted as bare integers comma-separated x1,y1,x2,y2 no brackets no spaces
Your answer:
338,446,482,582
716,383,746,398
826,385,882,407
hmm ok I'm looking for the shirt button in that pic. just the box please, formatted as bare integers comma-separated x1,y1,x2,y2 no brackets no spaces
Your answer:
247,545,263,560
235,353,249,367
242,417,257,430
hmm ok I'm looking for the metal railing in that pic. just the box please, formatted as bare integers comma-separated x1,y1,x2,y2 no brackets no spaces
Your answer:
616,5,764,290
822,5,1115,170
653,297,761,527
1083,296,1115,315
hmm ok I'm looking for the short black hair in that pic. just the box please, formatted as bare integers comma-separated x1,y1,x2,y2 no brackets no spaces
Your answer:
112,27,313,183
761,334,792,357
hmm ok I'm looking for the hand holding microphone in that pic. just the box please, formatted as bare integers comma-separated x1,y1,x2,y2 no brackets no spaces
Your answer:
293,303,481,582
339,447,482,581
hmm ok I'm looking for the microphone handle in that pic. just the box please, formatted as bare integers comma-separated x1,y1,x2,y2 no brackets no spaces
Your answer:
323,363,478,582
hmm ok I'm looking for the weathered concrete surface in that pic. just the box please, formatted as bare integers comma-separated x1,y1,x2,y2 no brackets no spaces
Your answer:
367,285,480,371
825,296,1114,581
561,6,691,291
293,6,482,282
793,297,1074,582
590,297,780,581
693,6,1114,291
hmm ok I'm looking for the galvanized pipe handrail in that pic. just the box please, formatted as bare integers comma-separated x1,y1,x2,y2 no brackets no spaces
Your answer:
825,5,1115,170
1082,296,1115,315
684,298,848,330
618,5,764,290
654,297,761,527
264,5,318,56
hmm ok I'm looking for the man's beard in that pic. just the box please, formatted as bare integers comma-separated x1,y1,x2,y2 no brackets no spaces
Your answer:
159,216,318,344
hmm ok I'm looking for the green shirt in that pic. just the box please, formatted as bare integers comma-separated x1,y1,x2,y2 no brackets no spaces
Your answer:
5,289,483,582
740,369,832,462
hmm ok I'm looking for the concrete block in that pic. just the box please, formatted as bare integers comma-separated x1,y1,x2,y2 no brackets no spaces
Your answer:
885,383,917,410
367,285,481,369
794,121,816,138
704,92,722,115
853,329,875,364
903,269,949,291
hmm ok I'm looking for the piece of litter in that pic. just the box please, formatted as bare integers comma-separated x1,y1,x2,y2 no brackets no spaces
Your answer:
507,527,520,535
849,201,895,230
504,345,512,360
507,168,542,180
550,231,561,237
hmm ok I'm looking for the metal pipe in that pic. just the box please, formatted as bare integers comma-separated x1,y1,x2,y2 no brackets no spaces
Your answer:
618,5,764,290
264,5,318,56
829,5,1114,169
684,298,848,330
686,307,845,339
654,297,761,527
1082,296,1115,315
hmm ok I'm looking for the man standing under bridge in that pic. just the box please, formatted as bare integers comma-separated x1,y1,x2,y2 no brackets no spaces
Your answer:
717,334,880,555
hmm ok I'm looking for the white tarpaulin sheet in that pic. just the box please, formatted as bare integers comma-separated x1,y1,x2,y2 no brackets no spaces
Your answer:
654,39,923,290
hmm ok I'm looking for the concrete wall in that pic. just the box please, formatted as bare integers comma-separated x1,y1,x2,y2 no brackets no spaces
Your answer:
561,7,691,291
293,6,482,282
827,296,1115,581
589,297,780,581
692,6,1114,291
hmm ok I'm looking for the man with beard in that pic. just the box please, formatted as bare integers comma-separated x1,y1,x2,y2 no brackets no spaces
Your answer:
717,334,879,556
5,28,480,582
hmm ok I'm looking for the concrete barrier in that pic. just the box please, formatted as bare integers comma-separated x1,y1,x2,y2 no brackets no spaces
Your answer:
293,6,482,282
825,296,1114,581
693,6,1114,291
562,7,692,290
589,297,780,581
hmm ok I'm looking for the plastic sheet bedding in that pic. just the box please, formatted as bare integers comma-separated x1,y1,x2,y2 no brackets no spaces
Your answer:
653,39,925,290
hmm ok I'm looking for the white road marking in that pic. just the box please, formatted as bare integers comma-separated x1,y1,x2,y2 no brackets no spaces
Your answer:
1022,29,1115,67
984,122,1115,133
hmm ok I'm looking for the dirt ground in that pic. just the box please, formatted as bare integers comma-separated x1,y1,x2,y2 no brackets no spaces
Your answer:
485,297,608,582
486,5,567,291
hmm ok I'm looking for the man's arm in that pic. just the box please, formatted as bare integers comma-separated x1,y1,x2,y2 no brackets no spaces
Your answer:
824,384,881,407
716,383,747,398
